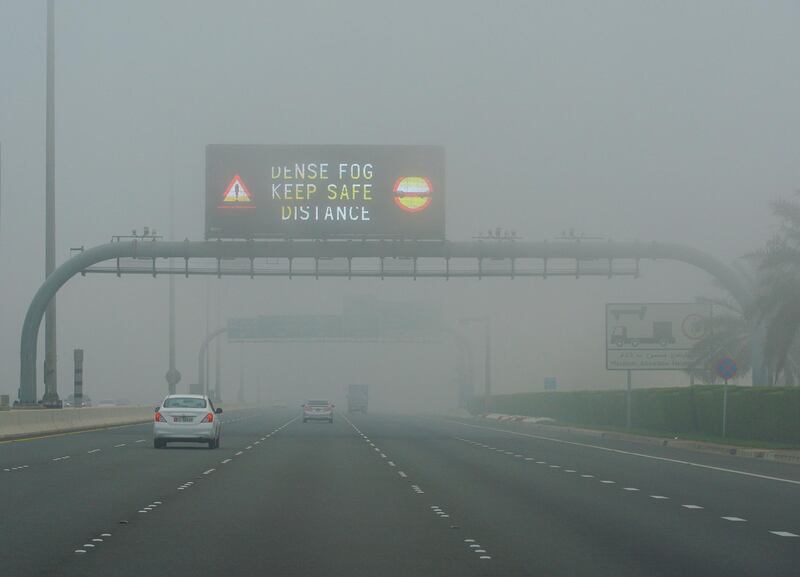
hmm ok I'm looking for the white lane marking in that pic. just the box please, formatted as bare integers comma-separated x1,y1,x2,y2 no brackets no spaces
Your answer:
91,538,103,542
245,445,253,450
203,468,216,475
623,487,640,491
651,495,669,499
52,456,70,461
449,420,800,487
87,449,101,454
475,549,487,553
770,531,799,537
549,465,560,469
525,457,535,461
581,474,594,478
536,461,547,464
388,461,396,467
74,550,86,554
464,538,475,542
565,469,576,473
101,533,111,537
374,447,380,452
682,504,703,509
114,444,126,448
254,441,260,445
600,480,615,484
235,451,243,456
221,459,232,464
380,453,387,458
479,556,492,560
83,543,95,548
722,516,746,522
469,544,481,548
135,439,146,443
398,471,408,478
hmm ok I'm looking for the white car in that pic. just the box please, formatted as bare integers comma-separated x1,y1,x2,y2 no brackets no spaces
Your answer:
153,394,222,449
302,400,335,423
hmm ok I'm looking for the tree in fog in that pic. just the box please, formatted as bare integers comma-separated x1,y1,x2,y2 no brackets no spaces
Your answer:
687,293,752,384
755,195,800,385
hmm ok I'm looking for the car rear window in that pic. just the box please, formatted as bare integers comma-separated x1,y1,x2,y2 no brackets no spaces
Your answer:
163,397,207,409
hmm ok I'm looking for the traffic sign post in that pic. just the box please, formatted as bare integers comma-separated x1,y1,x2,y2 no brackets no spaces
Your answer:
715,357,737,437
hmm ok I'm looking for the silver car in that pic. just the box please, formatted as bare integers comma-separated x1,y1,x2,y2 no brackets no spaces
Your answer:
153,394,222,449
302,400,335,423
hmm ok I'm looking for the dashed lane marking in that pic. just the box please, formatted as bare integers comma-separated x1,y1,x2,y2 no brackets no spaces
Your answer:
114,444,126,448
770,531,799,537
398,471,408,478
448,420,800,487
722,517,746,522
203,468,216,475
87,449,101,454
682,504,703,509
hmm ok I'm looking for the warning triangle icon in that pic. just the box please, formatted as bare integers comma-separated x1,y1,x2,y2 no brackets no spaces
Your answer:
221,174,253,205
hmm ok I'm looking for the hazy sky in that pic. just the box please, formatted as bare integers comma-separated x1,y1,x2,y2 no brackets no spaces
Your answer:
1,1,798,408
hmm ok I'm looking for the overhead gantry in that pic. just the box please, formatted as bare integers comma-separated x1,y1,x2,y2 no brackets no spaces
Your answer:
18,239,754,404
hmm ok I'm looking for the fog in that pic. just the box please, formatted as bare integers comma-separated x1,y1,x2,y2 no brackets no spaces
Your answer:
1,1,798,411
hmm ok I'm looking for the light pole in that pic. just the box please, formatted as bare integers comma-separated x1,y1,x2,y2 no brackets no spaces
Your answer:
42,0,59,406
460,316,492,396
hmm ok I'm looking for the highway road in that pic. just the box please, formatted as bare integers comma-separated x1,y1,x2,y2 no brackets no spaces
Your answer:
2,406,799,576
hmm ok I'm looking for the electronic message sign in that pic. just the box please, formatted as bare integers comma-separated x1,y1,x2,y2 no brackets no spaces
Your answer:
206,145,445,240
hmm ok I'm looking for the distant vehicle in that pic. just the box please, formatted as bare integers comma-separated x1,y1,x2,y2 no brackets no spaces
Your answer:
63,393,92,407
347,385,369,413
153,394,222,449
302,400,334,423
611,321,676,347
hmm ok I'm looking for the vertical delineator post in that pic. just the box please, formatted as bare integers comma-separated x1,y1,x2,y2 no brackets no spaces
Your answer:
73,349,84,407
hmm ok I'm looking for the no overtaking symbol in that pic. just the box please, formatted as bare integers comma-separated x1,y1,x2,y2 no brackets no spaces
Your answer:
716,357,737,381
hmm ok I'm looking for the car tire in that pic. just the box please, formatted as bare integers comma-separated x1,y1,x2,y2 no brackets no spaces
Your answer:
154,439,164,449
208,438,215,449
214,437,220,449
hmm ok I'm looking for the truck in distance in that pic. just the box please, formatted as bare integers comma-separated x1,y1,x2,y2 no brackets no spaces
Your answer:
347,384,369,413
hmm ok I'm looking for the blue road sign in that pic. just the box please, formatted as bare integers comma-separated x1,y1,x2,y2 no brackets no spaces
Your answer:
715,357,737,380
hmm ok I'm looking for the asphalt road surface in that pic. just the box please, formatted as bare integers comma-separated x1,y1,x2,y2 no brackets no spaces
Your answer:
2,407,799,576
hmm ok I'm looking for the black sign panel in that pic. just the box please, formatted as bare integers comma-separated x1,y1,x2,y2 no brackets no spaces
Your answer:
206,145,445,239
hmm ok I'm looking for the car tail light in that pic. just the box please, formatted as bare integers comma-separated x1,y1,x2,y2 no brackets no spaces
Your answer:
200,412,214,423
155,412,166,422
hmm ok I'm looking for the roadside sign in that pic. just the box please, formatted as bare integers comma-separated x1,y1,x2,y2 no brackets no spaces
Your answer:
715,357,737,381
606,303,711,371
